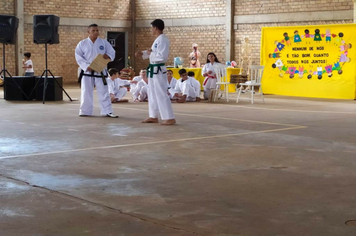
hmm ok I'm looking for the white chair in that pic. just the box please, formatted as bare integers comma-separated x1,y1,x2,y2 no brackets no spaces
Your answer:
236,65,265,104
213,65,231,102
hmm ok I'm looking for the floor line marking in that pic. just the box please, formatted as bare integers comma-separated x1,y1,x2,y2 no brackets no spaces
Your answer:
0,126,306,160
95,101,356,115
110,106,302,127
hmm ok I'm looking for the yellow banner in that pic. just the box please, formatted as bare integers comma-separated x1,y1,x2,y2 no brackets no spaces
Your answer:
261,24,356,99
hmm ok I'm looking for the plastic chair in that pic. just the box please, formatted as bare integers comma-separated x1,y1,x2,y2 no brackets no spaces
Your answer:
236,65,264,104
213,65,231,102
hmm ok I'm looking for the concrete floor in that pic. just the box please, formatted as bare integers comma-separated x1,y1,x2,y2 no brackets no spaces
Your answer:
0,85,356,236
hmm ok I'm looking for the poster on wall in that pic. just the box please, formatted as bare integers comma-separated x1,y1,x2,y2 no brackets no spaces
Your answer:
261,24,356,99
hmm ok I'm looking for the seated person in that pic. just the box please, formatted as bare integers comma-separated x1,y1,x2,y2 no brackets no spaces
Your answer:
132,75,149,102
130,69,146,95
167,69,177,99
173,69,200,103
106,68,138,103
187,71,201,101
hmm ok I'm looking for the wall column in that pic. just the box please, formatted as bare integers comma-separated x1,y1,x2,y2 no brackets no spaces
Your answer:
354,0,356,23
225,0,234,61
15,0,25,75
131,0,136,69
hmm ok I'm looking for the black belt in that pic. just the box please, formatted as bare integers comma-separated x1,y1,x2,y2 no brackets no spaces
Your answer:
78,70,107,85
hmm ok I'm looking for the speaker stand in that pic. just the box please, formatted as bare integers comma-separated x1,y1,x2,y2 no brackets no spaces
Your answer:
29,43,73,104
1,43,28,100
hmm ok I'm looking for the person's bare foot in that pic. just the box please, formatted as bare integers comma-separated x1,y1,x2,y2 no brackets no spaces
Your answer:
177,98,186,103
117,99,129,103
160,119,176,125
141,117,159,123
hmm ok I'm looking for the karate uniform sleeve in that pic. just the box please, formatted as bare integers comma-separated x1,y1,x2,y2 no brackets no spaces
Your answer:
117,78,131,86
142,50,150,60
75,41,90,71
171,78,177,89
106,78,115,94
202,64,207,76
104,40,116,61
174,80,181,93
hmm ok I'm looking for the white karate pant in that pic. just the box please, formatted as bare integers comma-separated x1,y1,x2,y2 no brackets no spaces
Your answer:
181,82,197,102
80,76,113,116
114,87,127,101
148,68,175,120
138,86,148,101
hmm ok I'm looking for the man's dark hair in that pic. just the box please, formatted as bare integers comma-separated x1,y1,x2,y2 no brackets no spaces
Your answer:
24,52,31,58
178,68,187,75
88,23,98,28
151,19,164,31
187,71,195,77
108,68,120,76
167,69,173,73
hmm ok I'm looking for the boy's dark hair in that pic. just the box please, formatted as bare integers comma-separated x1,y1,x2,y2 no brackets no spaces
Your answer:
151,19,164,31
167,69,173,73
178,68,187,75
88,23,98,28
24,52,31,58
108,68,120,76
187,71,195,77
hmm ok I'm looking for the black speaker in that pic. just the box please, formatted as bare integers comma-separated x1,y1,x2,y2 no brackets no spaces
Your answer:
35,76,63,101
4,76,36,100
33,15,59,44
0,15,19,44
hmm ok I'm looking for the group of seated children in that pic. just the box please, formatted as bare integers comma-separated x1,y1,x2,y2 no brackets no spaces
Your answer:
106,68,201,104
168,69,201,103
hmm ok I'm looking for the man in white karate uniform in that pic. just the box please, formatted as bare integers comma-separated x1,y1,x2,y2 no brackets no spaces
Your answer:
167,69,177,99
135,19,176,125
107,68,138,103
75,24,118,118
173,69,200,103
133,76,149,102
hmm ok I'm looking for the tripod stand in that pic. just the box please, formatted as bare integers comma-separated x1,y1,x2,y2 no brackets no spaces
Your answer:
1,43,29,100
29,43,72,104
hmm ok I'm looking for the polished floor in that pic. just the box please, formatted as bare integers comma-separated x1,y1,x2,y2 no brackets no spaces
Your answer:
1,86,356,236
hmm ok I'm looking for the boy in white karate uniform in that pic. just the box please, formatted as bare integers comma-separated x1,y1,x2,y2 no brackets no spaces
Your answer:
187,71,201,101
135,19,176,125
167,69,177,99
173,69,200,103
107,68,138,103
75,23,118,118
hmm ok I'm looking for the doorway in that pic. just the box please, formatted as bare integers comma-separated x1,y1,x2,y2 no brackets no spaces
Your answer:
107,31,127,72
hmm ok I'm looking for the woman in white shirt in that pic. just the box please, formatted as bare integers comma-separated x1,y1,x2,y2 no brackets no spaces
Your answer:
201,52,222,100
22,52,34,76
